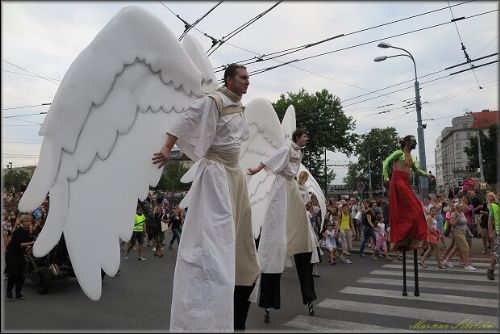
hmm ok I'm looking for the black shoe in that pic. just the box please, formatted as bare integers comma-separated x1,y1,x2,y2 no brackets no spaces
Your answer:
312,274,321,278
308,303,314,316
264,309,270,323
15,294,25,300
487,269,495,280
6,293,14,301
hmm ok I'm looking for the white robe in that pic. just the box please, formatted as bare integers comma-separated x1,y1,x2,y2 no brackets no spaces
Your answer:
167,92,259,332
258,141,317,274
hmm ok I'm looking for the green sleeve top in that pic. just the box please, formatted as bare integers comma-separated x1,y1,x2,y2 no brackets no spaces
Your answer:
382,149,430,181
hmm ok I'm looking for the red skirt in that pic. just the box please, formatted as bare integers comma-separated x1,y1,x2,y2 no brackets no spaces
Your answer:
388,170,427,250
427,228,441,244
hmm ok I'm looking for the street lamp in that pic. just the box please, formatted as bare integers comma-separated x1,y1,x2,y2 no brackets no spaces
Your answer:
374,42,429,198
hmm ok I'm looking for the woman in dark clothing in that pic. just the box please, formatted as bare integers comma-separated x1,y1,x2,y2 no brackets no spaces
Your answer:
6,214,35,300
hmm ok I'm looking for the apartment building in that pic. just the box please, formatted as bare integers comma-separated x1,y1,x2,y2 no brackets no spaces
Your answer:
435,109,498,194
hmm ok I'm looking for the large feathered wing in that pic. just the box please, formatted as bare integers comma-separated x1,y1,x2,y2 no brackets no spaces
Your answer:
239,98,284,238
18,6,215,301
280,105,326,222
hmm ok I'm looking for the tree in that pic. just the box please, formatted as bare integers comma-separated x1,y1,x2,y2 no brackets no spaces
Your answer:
464,124,497,185
273,88,357,191
344,128,400,197
155,161,191,191
3,169,32,192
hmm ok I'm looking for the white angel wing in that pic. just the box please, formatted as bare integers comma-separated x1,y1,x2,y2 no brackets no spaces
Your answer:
299,163,326,224
280,104,326,223
281,104,297,142
240,98,283,238
18,6,216,301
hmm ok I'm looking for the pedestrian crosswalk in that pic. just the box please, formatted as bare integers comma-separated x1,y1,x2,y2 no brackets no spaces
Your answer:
285,257,498,332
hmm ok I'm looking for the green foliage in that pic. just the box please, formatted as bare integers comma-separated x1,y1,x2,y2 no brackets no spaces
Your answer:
155,161,191,192
344,128,400,196
273,88,357,191
464,124,497,185
2,169,31,192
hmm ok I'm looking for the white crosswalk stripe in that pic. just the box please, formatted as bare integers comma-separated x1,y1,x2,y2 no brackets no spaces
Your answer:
317,299,498,325
409,260,491,267
383,263,497,273
370,269,498,282
357,277,498,294
284,252,498,332
340,286,497,308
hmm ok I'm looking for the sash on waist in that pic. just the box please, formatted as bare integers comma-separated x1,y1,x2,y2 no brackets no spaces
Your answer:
278,171,295,181
204,148,240,168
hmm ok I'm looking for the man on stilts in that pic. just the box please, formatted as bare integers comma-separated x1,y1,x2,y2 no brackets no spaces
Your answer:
383,135,435,296
248,129,318,322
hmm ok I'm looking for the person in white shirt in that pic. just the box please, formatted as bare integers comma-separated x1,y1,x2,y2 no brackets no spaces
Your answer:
153,64,260,332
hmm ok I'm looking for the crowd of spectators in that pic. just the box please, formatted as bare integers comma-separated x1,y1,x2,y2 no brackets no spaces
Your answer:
306,183,498,276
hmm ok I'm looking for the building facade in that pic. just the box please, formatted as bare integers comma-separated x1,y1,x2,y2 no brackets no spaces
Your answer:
436,109,498,194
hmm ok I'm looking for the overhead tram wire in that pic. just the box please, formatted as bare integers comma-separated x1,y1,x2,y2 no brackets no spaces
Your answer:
347,55,496,105
178,1,223,41
342,59,497,108
3,104,51,112
206,1,282,57
447,1,483,89
247,8,497,77
214,0,474,71
2,59,60,86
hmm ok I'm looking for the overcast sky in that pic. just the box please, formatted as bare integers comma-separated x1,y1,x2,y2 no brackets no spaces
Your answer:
2,1,498,184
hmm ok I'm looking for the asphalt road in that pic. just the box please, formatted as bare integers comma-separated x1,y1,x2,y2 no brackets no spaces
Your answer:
2,237,499,332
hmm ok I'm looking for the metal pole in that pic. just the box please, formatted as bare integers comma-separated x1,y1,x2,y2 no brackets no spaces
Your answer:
477,129,485,181
368,152,372,199
415,79,428,198
324,148,328,198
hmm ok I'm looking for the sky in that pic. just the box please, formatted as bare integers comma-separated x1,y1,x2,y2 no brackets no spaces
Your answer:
2,1,498,184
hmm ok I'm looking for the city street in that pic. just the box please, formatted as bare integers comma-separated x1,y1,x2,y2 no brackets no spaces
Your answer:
2,237,498,332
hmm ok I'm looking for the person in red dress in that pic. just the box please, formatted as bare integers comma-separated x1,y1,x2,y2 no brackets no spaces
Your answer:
383,135,435,296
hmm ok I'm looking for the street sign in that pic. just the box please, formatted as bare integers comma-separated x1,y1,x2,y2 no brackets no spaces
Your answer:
357,181,365,192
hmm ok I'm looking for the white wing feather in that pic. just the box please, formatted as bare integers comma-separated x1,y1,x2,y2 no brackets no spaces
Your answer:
240,98,283,238
280,104,326,222
18,6,215,300
299,163,326,223
281,105,297,142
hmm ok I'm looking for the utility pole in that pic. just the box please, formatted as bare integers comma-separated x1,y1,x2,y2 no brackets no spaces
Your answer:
477,129,485,181
324,148,328,198
368,151,372,199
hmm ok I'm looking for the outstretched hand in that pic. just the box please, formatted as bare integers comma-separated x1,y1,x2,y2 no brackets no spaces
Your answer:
247,167,258,175
152,146,172,169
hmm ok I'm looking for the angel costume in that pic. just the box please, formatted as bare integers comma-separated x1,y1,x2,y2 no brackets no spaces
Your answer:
167,86,260,331
257,140,318,310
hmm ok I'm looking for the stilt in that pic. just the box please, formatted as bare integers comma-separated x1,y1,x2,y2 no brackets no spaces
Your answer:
402,247,407,296
413,248,420,296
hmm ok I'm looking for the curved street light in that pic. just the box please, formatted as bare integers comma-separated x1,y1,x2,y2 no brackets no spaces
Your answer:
374,42,429,198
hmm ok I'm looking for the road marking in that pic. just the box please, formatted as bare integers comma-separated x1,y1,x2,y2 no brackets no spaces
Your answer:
370,269,498,283
285,314,415,332
383,263,497,273
318,299,498,327
414,260,491,267
357,277,499,294
340,286,498,308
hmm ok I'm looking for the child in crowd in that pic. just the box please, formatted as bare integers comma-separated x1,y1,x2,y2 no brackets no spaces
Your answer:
323,222,337,265
374,214,390,260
